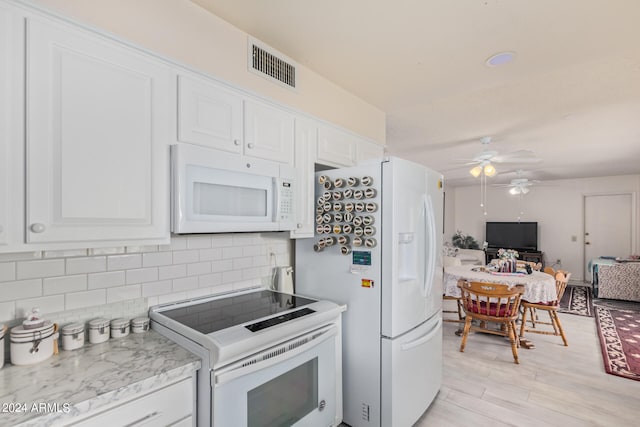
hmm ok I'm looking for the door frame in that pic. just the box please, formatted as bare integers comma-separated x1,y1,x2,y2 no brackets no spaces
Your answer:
582,191,637,279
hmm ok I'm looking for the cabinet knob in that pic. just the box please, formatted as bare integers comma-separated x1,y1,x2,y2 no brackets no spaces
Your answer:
233,139,240,146
297,223,302,229
247,143,255,149
30,223,46,233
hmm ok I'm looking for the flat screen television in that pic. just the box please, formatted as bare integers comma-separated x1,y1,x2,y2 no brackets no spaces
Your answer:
485,222,538,251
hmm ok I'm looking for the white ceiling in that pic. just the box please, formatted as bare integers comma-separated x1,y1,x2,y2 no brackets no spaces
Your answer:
192,0,640,186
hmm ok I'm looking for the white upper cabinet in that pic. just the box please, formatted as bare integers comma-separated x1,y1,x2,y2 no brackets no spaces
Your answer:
357,139,385,162
316,125,357,167
291,117,317,238
244,99,294,164
25,16,172,244
177,74,243,153
0,4,15,249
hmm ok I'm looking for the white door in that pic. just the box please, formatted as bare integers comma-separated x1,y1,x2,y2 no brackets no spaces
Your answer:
290,117,317,238
244,99,294,164
26,16,171,244
381,316,442,427
316,125,357,167
381,158,443,338
584,193,634,280
177,74,243,153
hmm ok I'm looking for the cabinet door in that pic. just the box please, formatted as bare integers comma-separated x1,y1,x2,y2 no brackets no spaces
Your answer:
291,117,317,238
317,125,357,167
244,99,294,164
25,17,171,244
0,5,21,250
177,74,243,153
357,139,385,162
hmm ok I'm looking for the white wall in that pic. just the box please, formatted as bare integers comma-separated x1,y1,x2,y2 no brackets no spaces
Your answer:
446,174,640,280
29,0,386,143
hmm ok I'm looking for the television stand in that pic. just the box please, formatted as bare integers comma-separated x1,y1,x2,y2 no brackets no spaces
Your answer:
485,248,544,267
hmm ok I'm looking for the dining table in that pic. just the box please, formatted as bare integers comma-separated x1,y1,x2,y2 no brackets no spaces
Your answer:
444,264,557,304
444,264,557,349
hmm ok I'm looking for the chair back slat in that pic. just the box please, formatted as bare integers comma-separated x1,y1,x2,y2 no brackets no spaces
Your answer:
554,270,571,302
457,280,525,320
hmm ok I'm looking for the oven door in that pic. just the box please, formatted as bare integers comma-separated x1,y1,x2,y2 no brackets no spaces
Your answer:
213,324,340,427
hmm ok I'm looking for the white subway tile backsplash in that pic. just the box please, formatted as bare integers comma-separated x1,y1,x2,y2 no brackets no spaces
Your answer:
233,257,253,270
66,256,107,274
0,262,16,282
125,268,159,284
16,295,65,317
211,260,233,273
199,248,222,261
222,270,242,284
187,235,212,249
106,285,141,303
142,251,173,267
0,232,291,321
141,280,173,297
65,289,106,310
0,301,16,322
173,250,200,264
43,275,87,295
173,276,199,292
88,271,126,289
107,254,142,271
222,247,243,259
0,279,42,302
16,259,65,280
158,264,186,280
187,262,211,277
198,273,222,288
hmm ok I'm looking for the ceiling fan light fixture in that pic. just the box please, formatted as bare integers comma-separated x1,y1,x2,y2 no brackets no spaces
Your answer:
486,51,516,67
509,187,520,195
483,163,497,177
470,165,482,178
521,186,530,194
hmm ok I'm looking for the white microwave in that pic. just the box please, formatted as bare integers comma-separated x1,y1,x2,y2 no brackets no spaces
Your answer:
171,143,295,233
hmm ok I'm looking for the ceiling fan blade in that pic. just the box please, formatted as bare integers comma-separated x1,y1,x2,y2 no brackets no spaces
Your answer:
492,150,541,163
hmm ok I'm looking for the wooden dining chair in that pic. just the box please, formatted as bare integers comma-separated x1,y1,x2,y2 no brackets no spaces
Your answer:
543,266,556,275
457,280,526,364
443,294,464,323
519,270,571,346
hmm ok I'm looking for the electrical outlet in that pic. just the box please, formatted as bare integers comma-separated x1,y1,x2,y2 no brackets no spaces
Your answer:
556,258,561,264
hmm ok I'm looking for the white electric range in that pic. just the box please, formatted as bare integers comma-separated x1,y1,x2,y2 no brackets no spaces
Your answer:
149,287,345,427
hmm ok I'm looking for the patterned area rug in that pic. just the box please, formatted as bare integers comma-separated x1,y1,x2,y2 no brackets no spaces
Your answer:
559,285,593,317
595,306,640,381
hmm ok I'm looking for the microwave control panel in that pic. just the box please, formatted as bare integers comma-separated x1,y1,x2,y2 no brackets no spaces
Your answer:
277,179,294,221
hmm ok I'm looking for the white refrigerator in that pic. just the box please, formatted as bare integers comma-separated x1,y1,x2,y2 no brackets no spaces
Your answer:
295,157,443,427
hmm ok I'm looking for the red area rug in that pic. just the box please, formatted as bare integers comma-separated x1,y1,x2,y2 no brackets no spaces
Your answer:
595,306,640,381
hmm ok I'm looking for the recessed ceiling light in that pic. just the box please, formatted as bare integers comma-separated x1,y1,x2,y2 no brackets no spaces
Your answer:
486,51,516,67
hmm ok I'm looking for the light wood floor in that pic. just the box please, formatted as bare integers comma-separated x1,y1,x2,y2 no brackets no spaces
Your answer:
415,306,640,426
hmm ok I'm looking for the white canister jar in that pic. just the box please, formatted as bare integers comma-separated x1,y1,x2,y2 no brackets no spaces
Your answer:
88,318,110,344
61,323,85,351
131,317,150,334
10,321,56,366
110,318,130,338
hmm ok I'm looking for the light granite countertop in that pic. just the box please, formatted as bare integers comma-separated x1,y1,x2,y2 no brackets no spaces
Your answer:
0,330,201,426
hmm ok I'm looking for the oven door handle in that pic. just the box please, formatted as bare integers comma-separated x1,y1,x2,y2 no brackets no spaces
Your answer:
214,324,338,386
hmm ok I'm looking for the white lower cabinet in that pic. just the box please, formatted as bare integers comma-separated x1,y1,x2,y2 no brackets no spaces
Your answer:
24,14,172,245
70,377,194,427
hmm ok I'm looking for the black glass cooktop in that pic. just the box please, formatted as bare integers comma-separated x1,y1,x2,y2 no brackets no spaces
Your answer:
159,290,317,334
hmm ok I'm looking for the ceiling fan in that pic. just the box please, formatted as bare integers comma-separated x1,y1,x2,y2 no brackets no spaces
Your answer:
493,170,541,194
464,136,542,178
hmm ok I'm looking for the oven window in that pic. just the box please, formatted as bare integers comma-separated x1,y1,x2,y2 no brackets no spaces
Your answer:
247,358,318,427
194,182,267,217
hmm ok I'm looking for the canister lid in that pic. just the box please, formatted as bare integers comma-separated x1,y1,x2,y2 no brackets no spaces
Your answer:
10,321,55,343
89,318,110,329
110,318,130,328
61,322,85,335
0,324,6,339
131,317,149,327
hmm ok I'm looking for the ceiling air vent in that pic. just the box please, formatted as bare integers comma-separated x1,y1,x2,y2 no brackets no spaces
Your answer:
248,37,297,90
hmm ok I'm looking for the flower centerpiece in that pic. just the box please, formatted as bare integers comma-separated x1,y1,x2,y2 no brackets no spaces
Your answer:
497,249,519,273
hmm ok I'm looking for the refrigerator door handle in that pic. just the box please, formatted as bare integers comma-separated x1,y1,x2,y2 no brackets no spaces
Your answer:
400,318,443,351
423,195,437,297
